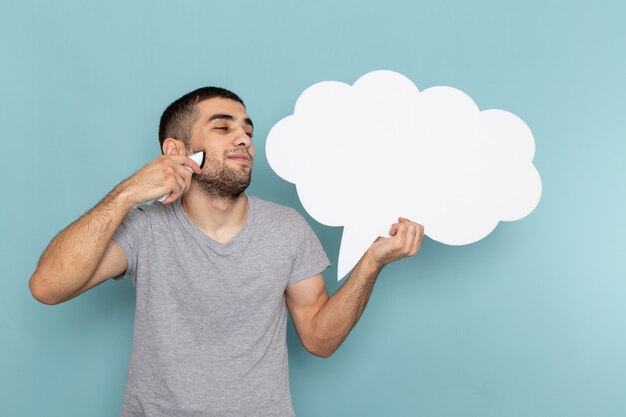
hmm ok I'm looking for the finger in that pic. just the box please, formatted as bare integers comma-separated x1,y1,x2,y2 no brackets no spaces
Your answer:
161,167,187,203
390,221,405,237
410,237,421,256
163,184,185,204
160,193,176,204
405,223,418,253
173,169,187,192
163,163,187,186
410,225,424,255
159,154,187,165
182,157,202,174
173,163,194,184
393,223,408,249
400,217,420,226
164,154,202,174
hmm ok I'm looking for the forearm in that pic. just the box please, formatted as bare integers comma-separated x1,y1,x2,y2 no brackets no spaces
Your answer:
291,218,423,358
29,182,135,303
309,251,384,357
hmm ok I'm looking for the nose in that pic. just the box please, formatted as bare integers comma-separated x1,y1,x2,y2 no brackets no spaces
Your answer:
232,124,252,148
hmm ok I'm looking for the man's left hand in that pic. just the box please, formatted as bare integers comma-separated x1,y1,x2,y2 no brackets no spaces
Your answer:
367,218,424,268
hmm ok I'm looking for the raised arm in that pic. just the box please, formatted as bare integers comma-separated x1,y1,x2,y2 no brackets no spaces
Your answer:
286,218,424,357
29,150,201,305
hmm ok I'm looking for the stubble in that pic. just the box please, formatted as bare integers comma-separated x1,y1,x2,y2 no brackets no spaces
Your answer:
194,150,252,200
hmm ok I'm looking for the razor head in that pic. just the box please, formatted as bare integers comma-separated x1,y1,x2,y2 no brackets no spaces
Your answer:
189,151,205,169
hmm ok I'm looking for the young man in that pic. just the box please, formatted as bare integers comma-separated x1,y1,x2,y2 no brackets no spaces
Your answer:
29,87,424,416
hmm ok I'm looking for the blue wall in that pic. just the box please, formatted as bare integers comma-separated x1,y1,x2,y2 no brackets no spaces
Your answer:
2,1,625,416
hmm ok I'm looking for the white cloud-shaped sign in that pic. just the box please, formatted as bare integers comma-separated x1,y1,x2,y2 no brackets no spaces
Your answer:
266,70,542,280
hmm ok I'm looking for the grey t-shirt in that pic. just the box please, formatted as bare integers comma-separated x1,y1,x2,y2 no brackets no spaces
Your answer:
113,196,329,417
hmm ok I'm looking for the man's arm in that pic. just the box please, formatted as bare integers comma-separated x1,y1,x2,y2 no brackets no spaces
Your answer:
286,218,424,358
29,153,202,305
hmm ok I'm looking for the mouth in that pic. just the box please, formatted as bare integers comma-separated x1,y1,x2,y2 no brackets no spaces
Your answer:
226,152,252,165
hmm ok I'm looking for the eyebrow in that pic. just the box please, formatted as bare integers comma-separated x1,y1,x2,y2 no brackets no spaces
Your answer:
208,113,254,129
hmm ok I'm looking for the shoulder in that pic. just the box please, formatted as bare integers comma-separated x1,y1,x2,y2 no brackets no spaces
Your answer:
122,201,172,226
249,196,305,223
248,196,313,236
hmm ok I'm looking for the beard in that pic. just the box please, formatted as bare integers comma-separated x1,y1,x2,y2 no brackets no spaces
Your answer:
194,150,252,200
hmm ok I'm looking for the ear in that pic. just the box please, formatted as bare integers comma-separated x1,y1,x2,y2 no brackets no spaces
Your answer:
162,138,187,156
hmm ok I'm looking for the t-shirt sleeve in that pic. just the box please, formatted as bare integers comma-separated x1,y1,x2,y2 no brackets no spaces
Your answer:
112,205,148,282
289,214,331,284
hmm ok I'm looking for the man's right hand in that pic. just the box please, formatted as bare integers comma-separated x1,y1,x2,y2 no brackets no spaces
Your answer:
119,154,203,206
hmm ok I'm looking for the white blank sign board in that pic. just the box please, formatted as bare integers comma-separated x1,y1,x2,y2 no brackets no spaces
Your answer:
266,70,542,280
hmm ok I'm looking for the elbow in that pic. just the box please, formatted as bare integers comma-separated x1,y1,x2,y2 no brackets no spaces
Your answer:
29,273,62,305
302,338,337,359
310,349,334,359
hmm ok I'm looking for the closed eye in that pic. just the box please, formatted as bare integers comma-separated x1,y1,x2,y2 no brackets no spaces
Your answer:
213,124,252,139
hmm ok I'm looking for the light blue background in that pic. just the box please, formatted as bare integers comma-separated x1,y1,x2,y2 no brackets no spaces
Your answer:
2,1,625,416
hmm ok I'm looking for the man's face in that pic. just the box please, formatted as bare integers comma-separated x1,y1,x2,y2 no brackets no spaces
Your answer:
188,98,255,199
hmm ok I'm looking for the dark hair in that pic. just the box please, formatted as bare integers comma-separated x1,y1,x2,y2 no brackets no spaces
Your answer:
158,87,245,148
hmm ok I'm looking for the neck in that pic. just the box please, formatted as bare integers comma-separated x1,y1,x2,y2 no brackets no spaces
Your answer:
181,185,249,244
